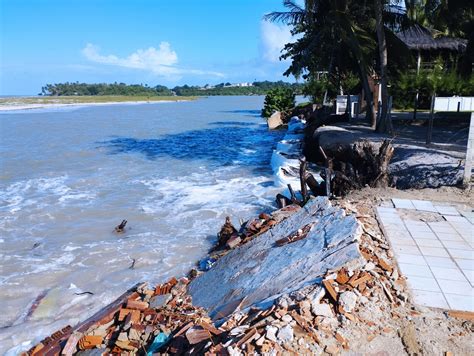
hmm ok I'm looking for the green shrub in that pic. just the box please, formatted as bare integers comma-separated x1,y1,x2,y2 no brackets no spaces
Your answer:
261,88,296,118
391,66,474,110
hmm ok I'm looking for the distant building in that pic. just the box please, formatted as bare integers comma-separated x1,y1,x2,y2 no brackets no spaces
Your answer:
235,82,253,87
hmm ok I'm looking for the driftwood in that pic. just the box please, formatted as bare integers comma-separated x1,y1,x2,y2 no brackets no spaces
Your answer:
217,217,237,248
115,220,127,233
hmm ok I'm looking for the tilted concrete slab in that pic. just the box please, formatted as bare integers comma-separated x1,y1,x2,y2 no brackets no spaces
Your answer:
188,197,363,319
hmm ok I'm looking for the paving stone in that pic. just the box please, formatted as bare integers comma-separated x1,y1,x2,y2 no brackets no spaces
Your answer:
391,238,417,247
396,253,428,266
406,276,441,292
444,293,474,312
438,279,473,296
392,198,415,209
435,232,464,242
448,248,474,260
412,290,449,309
409,231,437,240
411,200,437,212
459,210,473,223
424,256,458,269
445,215,470,223
419,246,450,258
434,205,459,216
393,245,422,255
440,240,470,250
430,267,468,282
455,259,474,271
414,239,443,248
461,269,474,285
398,263,433,278
376,206,397,214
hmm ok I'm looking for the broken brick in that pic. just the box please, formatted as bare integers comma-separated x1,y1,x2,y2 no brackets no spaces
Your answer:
126,299,148,311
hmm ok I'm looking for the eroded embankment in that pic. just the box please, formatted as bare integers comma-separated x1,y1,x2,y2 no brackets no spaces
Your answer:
24,196,473,355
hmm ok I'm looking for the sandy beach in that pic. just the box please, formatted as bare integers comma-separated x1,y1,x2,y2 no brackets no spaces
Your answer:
0,97,196,112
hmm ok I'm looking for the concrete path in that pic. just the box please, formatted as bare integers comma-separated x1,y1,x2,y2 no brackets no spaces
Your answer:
377,199,473,311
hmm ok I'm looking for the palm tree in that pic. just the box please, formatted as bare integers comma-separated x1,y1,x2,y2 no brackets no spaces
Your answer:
375,0,391,133
265,0,378,127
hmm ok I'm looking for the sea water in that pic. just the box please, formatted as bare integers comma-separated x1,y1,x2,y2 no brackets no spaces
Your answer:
0,96,284,353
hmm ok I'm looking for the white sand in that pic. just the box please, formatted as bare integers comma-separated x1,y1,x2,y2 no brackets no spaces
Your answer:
0,100,186,112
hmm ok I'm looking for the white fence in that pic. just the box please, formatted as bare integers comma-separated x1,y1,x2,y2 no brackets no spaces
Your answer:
433,97,474,113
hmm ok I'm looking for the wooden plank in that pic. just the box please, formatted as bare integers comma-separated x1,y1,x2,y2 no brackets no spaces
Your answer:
322,280,338,302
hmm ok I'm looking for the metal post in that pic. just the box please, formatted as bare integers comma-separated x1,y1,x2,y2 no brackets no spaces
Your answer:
347,94,352,119
413,91,419,120
426,95,435,145
387,96,393,135
463,112,474,187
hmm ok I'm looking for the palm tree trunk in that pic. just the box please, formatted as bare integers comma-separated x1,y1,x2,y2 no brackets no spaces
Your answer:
374,0,390,133
359,67,376,128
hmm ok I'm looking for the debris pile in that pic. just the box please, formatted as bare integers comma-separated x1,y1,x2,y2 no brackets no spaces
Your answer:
24,198,473,355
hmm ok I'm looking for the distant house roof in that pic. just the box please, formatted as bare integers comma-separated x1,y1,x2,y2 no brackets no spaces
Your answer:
397,25,467,52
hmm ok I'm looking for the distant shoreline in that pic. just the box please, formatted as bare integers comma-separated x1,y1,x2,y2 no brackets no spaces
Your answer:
0,96,198,112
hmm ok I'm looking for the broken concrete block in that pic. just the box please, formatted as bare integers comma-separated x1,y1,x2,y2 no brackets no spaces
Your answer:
265,325,278,343
311,303,334,318
117,332,128,342
277,324,294,344
189,198,362,319
149,293,172,309
339,291,357,313
267,111,284,129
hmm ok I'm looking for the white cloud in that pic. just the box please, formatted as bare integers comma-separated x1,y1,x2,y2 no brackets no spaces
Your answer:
260,21,293,63
82,43,224,78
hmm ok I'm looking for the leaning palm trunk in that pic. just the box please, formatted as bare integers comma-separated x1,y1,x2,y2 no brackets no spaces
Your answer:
374,0,391,133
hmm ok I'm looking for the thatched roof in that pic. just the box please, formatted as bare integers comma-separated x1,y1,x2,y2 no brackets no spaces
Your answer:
397,25,467,52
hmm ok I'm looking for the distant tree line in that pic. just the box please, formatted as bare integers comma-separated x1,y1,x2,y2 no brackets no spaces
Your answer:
40,82,173,96
40,81,305,97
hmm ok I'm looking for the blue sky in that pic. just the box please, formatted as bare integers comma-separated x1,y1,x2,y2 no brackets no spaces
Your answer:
0,0,297,95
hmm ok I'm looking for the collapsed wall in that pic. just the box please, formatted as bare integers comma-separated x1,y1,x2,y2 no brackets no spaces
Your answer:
188,197,363,320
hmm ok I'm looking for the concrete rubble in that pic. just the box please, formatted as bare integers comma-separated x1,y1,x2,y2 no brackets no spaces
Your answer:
24,197,473,355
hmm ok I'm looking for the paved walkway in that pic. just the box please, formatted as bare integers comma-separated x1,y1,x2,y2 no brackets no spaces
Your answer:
376,199,473,312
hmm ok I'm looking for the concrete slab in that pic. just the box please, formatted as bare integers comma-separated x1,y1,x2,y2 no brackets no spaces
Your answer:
377,199,474,312
411,200,437,212
434,205,460,216
189,197,363,319
392,198,415,209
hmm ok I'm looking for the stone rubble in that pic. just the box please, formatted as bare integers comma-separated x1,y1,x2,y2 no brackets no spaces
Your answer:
24,197,473,355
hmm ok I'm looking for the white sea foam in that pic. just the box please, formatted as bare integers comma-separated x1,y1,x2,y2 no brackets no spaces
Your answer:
0,96,283,354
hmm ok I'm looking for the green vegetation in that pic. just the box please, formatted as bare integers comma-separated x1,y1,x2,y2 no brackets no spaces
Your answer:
39,81,305,97
392,67,474,110
172,81,304,96
266,0,473,132
0,95,196,107
261,88,296,118
41,82,173,96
